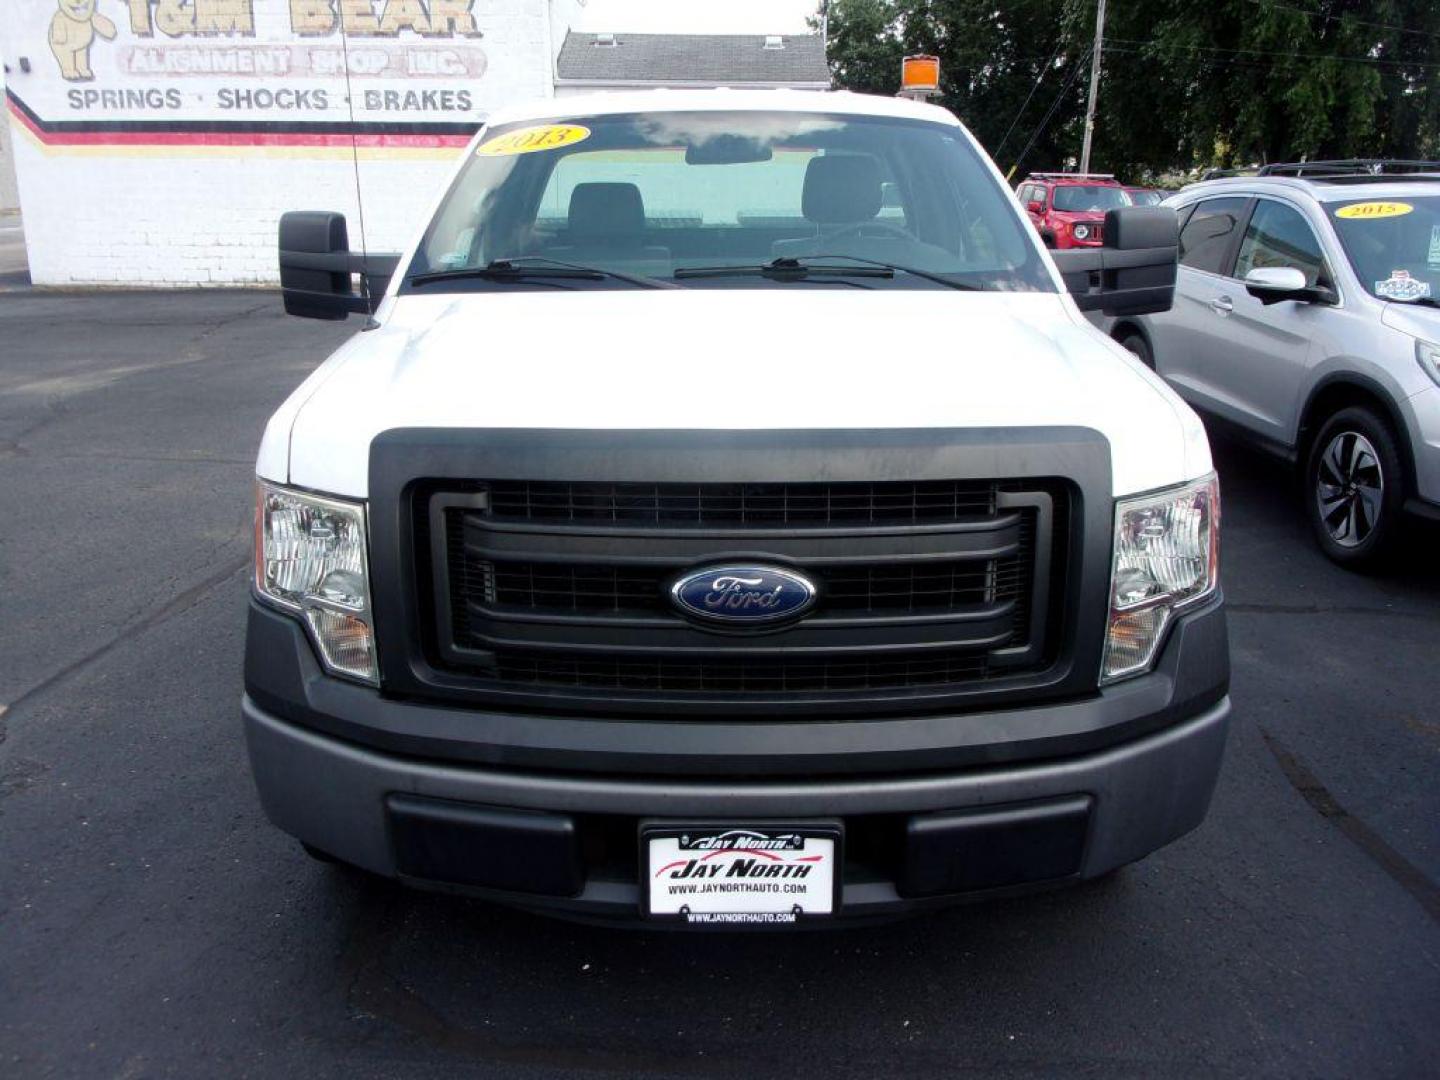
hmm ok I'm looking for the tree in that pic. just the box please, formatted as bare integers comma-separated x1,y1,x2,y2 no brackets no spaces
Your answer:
821,0,1440,177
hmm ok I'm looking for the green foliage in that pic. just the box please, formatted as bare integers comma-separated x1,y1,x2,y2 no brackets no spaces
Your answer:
820,0,1440,177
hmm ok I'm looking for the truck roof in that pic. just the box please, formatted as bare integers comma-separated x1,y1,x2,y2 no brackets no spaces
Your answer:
480,88,962,129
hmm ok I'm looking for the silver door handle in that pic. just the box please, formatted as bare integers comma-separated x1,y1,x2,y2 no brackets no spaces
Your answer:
1210,296,1234,314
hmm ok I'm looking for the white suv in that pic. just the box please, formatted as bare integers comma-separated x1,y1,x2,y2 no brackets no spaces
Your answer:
247,90,1228,927
1101,164,1440,568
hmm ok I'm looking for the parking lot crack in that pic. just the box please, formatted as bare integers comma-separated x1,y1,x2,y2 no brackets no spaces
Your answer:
1260,727,1440,926
0,555,249,728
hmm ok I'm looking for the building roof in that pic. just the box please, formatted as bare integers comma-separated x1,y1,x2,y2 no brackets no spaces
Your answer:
556,32,831,87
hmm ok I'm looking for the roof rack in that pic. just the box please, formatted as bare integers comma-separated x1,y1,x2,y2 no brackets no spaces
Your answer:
1026,172,1116,181
1199,167,1258,181
1256,159,1440,178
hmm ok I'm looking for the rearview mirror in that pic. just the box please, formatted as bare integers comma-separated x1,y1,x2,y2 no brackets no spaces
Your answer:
1244,266,1317,305
278,211,400,320
1050,206,1179,317
1026,199,1044,214
684,136,773,166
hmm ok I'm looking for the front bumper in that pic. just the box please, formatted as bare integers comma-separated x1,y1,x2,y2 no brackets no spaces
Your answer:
1403,384,1440,510
242,596,1230,924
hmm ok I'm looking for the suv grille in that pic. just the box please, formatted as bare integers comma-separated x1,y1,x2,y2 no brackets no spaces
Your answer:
424,478,1063,714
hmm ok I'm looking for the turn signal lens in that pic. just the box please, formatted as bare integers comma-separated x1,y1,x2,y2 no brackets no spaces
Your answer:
304,608,379,684
1417,339,1440,388
255,482,378,685
1102,475,1219,683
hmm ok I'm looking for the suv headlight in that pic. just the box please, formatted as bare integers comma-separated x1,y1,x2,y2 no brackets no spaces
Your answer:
254,481,378,685
1072,223,1091,240
1103,475,1219,684
1418,339,1440,387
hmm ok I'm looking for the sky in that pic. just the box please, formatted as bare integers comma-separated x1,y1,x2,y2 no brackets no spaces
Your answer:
573,0,823,35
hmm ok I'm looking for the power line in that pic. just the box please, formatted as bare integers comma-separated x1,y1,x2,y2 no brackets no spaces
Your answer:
1235,0,1440,41
992,38,1069,161
1010,55,1090,176
1103,35,1440,70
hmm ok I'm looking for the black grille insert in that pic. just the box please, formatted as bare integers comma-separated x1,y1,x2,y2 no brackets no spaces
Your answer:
491,649,994,694
468,551,1030,617
485,479,1000,527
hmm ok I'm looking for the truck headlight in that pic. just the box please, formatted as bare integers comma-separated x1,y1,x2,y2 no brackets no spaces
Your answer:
1102,475,1219,684
254,481,378,685
1072,223,1091,240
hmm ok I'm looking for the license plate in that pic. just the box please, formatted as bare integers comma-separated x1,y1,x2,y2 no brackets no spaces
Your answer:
642,823,841,925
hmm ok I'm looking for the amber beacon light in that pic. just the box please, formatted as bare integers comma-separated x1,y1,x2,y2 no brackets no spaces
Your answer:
900,55,940,96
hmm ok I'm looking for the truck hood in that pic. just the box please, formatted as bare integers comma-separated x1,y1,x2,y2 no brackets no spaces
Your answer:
265,289,1210,499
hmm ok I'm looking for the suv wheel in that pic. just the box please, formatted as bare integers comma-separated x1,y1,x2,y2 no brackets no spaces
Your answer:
1118,332,1154,370
1305,406,1404,568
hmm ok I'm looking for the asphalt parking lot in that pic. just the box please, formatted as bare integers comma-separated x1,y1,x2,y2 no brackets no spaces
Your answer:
1,290,1438,1079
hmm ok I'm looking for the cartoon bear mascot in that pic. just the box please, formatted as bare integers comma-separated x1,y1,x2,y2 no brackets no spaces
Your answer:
50,0,118,82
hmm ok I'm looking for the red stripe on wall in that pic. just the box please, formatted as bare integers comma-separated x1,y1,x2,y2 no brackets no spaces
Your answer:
6,96,472,150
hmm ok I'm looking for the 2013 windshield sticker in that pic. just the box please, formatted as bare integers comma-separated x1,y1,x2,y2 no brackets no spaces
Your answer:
1336,201,1413,220
1375,270,1432,302
476,124,590,156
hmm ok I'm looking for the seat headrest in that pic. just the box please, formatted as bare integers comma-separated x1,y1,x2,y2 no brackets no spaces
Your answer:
568,182,646,244
802,155,883,224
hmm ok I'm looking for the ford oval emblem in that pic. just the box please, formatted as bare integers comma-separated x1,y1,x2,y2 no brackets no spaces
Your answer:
669,565,817,627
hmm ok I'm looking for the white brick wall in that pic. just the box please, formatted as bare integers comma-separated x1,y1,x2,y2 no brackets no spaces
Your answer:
1,0,583,286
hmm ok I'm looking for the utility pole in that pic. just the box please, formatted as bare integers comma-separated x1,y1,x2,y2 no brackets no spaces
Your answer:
1079,0,1106,174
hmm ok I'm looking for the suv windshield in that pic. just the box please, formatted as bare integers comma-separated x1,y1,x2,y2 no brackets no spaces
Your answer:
404,110,1054,293
1051,185,1130,212
1327,195,1440,304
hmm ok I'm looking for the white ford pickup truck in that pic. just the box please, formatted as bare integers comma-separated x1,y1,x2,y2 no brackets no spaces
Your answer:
245,89,1228,927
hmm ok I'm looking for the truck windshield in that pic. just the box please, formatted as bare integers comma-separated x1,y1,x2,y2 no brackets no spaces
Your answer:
1051,185,1130,212
1327,195,1440,304
403,110,1054,293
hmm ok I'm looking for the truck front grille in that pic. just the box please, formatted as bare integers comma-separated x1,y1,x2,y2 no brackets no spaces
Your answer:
419,477,1064,715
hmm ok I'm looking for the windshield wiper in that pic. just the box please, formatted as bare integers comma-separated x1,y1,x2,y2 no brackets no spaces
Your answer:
674,255,978,291
410,256,677,290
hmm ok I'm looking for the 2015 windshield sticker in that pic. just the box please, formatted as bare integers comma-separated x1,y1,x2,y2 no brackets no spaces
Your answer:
1336,201,1413,220
476,124,591,157
1375,270,1432,302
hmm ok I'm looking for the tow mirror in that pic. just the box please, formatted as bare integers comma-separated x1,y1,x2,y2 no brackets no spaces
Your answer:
278,211,400,320
1243,266,1332,305
1051,205,1179,317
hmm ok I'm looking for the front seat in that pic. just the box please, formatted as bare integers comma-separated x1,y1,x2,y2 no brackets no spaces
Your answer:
773,155,900,260
547,182,672,277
